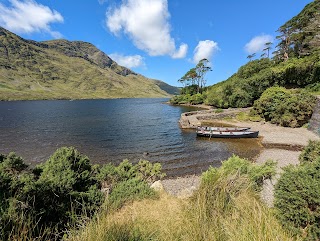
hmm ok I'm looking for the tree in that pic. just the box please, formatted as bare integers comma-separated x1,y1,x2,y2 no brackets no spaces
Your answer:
247,53,256,61
262,42,272,58
274,0,320,61
178,67,198,87
178,59,211,94
195,58,212,93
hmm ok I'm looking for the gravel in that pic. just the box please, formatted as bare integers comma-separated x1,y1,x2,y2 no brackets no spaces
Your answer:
161,175,200,198
255,149,300,207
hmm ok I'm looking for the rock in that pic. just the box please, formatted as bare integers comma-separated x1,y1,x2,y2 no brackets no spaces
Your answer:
150,180,164,192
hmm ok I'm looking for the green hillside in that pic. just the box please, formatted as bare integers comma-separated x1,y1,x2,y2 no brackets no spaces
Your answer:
0,27,179,100
172,0,320,108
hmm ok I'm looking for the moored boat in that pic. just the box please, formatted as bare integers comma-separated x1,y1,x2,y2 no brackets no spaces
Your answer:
196,129,259,138
197,126,251,132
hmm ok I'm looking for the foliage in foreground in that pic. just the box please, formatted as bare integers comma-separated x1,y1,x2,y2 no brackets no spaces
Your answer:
0,147,163,240
68,156,297,241
251,86,316,127
274,140,320,240
299,140,320,163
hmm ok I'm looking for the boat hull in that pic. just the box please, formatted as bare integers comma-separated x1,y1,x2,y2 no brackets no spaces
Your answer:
197,131,259,138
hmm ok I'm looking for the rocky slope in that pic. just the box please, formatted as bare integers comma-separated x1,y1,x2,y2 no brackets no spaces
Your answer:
0,27,179,100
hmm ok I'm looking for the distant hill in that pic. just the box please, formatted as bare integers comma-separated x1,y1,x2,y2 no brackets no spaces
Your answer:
0,27,179,100
202,0,320,108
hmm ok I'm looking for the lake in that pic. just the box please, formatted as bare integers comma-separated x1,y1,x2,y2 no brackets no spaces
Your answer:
0,98,262,177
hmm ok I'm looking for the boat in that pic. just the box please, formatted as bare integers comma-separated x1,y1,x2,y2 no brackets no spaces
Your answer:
196,129,259,138
196,126,251,132
197,130,259,138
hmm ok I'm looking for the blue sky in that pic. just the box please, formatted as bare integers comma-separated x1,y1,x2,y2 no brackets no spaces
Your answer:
0,0,314,87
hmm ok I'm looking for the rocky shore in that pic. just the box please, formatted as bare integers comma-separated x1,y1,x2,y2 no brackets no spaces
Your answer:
161,106,320,206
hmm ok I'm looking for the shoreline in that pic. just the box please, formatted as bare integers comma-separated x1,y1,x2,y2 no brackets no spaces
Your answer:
0,96,173,102
162,107,319,202
178,106,319,148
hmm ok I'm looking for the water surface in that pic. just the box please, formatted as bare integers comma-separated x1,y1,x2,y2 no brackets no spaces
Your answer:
0,98,262,177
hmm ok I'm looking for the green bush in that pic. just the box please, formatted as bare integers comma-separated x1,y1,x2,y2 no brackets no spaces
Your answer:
202,155,276,191
0,152,30,240
274,160,320,240
252,87,316,127
0,148,165,240
97,159,165,186
299,140,320,163
107,178,157,210
189,93,204,105
180,84,198,95
275,141,320,239
170,92,205,105
14,147,104,238
169,94,191,104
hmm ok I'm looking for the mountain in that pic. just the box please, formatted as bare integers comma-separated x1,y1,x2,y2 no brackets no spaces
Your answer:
0,27,179,100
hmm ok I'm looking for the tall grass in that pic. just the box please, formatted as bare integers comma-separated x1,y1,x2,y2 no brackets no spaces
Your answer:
1,213,53,241
185,172,296,241
67,193,185,241
67,169,299,241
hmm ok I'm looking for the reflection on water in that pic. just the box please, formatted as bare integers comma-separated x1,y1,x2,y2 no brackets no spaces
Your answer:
0,99,262,177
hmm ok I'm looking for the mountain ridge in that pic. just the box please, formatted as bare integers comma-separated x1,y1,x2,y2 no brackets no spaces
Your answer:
0,27,179,100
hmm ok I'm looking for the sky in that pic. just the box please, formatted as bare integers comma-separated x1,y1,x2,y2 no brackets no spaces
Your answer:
0,0,314,87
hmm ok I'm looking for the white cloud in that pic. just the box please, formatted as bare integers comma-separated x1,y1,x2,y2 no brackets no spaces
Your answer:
0,0,63,38
106,0,187,58
172,43,188,59
244,34,273,54
193,40,219,64
109,53,145,69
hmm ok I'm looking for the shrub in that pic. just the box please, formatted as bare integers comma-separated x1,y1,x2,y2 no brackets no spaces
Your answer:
275,141,320,239
21,147,104,235
169,94,191,104
0,148,166,240
0,153,31,240
97,159,165,187
107,178,157,210
299,140,320,163
252,87,316,127
189,93,204,105
274,160,320,239
202,155,276,191
180,84,198,95
135,159,166,184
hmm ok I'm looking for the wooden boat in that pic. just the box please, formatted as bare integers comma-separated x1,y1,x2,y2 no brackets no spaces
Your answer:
196,130,259,138
196,126,251,132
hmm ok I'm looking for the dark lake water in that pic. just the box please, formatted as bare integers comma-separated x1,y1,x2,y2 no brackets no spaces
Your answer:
0,98,262,177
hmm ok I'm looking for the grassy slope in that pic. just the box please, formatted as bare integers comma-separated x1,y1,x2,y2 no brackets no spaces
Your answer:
0,27,178,100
